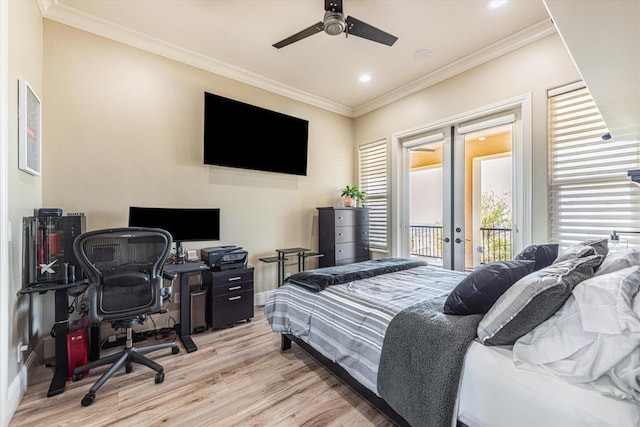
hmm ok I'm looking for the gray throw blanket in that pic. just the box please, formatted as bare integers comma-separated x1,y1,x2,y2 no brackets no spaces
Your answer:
377,294,482,427
286,257,428,292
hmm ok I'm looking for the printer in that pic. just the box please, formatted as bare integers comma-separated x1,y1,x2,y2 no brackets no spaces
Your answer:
200,245,248,271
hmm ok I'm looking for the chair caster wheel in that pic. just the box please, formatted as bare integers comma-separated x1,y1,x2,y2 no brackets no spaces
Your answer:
172,347,179,355
81,393,95,407
73,373,83,382
155,372,165,384
125,363,133,374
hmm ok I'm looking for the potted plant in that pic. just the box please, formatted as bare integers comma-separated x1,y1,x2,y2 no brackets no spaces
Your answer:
340,185,365,207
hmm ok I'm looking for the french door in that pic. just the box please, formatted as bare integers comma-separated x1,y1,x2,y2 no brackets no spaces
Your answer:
398,108,525,272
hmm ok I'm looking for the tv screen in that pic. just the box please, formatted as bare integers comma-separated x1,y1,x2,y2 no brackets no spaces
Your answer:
203,92,309,176
128,207,220,243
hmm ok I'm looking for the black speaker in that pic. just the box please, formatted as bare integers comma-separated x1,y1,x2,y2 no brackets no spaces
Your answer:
63,215,86,273
190,290,207,334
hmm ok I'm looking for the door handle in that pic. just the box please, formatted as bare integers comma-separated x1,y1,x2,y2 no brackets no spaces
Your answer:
455,238,462,244
442,237,450,243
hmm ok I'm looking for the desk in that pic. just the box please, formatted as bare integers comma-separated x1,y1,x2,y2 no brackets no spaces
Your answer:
19,280,98,397
163,262,210,353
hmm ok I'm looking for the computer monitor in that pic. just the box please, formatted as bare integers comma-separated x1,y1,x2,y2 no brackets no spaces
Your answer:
128,207,220,264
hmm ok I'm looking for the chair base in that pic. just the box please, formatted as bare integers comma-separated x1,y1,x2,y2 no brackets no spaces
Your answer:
73,329,179,406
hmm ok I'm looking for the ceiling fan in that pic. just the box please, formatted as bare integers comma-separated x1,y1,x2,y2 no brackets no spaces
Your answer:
272,0,398,49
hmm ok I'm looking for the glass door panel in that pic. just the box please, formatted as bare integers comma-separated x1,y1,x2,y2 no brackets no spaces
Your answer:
404,117,515,272
409,138,446,268
456,123,514,270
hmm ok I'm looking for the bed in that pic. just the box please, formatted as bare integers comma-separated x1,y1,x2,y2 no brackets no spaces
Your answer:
264,247,640,427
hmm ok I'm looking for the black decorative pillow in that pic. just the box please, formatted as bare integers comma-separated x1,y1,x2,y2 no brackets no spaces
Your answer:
553,238,608,267
477,254,603,346
514,244,559,271
443,260,536,315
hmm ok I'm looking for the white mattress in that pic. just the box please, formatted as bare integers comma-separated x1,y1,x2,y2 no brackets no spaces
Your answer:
456,340,640,427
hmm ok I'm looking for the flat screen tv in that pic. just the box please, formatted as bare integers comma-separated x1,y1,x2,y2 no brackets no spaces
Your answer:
128,206,220,263
203,92,309,176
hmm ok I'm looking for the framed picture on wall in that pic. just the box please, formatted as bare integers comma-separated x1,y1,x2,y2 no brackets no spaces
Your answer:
18,79,41,176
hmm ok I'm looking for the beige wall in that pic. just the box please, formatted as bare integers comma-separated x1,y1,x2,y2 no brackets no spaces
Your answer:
354,34,582,245
6,0,43,405
42,21,355,300
5,5,583,419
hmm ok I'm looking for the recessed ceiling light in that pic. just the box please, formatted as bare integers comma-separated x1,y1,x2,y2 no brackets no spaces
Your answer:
413,48,432,60
359,74,371,83
479,136,487,141
487,0,507,9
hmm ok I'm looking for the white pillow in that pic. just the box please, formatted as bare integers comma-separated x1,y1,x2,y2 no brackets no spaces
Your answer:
513,266,640,402
595,248,640,277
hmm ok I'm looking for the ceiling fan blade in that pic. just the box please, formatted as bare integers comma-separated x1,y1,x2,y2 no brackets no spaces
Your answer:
273,21,324,49
324,0,343,13
345,15,398,46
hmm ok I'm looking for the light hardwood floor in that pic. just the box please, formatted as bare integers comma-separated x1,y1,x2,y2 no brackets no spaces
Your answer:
10,307,396,427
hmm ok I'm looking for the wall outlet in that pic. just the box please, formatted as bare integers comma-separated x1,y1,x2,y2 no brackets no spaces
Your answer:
17,341,27,363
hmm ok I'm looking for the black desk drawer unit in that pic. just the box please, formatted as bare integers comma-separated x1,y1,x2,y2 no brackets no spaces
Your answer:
318,207,370,267
206,267,254,329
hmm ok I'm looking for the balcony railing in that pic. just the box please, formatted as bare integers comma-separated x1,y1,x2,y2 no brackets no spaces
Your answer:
479,227,512,264
409,225,512,264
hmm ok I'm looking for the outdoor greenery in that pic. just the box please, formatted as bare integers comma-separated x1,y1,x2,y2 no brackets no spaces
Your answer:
481,190,512,261
481,190,512,228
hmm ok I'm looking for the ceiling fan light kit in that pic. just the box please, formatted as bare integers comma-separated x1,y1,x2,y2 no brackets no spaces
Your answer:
323,11,346,35
273,0,398,49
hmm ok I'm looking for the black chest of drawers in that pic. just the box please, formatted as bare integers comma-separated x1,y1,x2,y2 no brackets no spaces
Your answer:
205,266,254,329
317,207,370,267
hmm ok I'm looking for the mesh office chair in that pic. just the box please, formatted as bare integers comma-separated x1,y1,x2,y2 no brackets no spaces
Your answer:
72,227,180,406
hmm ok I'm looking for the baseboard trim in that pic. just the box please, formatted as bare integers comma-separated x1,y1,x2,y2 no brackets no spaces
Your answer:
254,289,274,307
5,347,38,425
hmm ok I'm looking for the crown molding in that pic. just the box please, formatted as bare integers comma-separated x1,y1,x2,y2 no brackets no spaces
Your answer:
39,3,555,119
353,19,556,117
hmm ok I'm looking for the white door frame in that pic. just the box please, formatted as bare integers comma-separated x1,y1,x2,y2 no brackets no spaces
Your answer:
1,0,10,423
390,94,532,261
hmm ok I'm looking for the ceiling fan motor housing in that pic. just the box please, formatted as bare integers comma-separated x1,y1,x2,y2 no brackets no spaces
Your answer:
323,11,346,35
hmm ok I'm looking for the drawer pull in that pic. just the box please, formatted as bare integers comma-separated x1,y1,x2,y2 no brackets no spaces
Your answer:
228,296,241,301
228,276,242,281
338,216,343,220
338,233,344,236
228,285,241,291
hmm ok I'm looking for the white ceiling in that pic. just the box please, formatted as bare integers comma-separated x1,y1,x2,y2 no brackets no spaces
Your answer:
39,0,554,117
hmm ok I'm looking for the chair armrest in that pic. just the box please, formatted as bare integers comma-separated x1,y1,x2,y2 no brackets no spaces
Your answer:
67,279,89,297
163,271,178,281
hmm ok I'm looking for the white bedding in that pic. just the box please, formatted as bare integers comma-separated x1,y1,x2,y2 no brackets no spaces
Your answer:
512,266,640,404
457,341,640,427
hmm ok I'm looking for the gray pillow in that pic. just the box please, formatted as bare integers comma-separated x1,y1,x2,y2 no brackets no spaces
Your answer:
595,249,640,276
477,254,603,346
553,238,608,265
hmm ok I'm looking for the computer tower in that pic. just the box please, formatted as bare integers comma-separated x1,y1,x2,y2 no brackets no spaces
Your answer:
67,319,89,381
190,290,207,334
23,214,86,287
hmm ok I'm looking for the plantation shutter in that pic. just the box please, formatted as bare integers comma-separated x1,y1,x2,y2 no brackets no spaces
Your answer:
359,139,388,251
549,82,640,249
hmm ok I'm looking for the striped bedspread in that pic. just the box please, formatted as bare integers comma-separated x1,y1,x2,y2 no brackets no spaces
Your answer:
264,265,467,395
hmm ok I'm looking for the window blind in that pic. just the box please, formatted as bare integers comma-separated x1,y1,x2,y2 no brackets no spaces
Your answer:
359,139,388,251
549,83,640,250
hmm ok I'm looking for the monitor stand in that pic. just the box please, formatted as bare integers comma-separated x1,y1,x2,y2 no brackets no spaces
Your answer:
175,241,186,264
